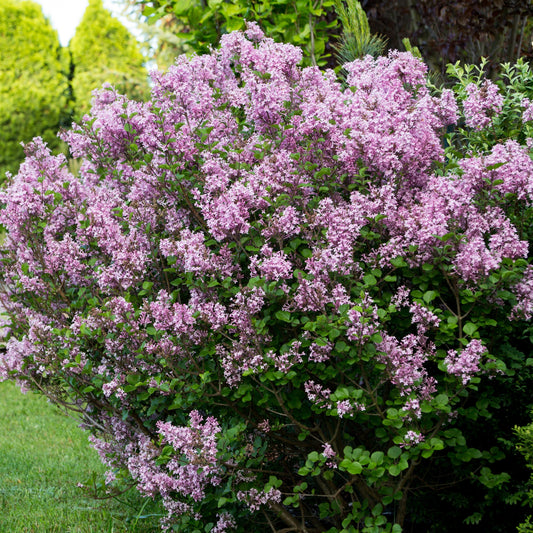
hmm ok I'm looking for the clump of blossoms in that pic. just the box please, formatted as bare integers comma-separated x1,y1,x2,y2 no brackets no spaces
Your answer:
1,24,533,532
462,80,503,130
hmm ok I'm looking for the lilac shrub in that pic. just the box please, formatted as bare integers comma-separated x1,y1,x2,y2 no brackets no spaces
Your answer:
1,24,533,531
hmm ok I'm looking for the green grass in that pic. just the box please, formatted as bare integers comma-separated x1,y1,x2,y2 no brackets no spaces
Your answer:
0,380,163,532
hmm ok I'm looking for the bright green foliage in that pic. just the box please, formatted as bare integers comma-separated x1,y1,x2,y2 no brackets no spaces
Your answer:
446,58,533,155
70,0,149,118
138,0,340,67
333,0,386,64
0,0,70,179
124,0,387,69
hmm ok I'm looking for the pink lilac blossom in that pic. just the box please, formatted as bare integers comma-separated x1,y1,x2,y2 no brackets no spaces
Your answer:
218,343,267,387
290,277,329,312
391,286,410,308
511,265,533,319
377,332,437,399
338,51,457,188
463,80,503,129
160,230,215,274
409,302,441,333
134,412,223,507
102,375,125,398
402,398,422,420
0,337,33,379
522,97,533,122
157,410,220,465
374,154,531,281
267,341,303,372
149,290,196,335
401,430,425,447
257,419,271,433
261,206,302,239
308,196,367,276
212,513,237,533
346,294,380,341
196,182,257,242
250,246,293,281
330,284,352,312
336,399,354,418
304,380,332,409
444,339,487,385
190,299,228,331
321,443,338,469
322,442,336,459
459,140,533,203
308,341,333,363
236,487,282,513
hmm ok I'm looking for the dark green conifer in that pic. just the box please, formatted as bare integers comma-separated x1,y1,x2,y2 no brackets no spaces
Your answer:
69,0,149,118
0,0,70,178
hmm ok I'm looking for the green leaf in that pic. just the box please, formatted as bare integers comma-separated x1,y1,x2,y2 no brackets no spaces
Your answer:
387,446,402,459
463,322,478,336
339,458,362,475
370,451,384,465
275,310,291,322
429,438,444,450
386,408,399,419
225,16,245,32
363,274,377,286
346,461,362,475
390,256,407,267
328,328,341,341
388,464,401,476
485,162,506,171
434,393,449,407
218,496,229,508
423,290,437,303
334,340,349,353
126,374,141,385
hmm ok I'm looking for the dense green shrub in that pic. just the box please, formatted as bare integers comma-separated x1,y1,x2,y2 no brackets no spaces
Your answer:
70,0,150,118
129,0,340,66
0,0,70,179
126,0,533,76
124,0,387,71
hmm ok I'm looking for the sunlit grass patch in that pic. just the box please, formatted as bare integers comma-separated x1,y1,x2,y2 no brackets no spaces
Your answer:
0,380,163,532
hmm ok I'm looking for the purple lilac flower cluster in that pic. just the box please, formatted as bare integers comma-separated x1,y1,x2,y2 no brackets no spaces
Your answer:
463,79,504,130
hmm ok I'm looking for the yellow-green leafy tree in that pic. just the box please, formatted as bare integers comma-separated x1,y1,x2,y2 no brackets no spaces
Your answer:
0,0,70,179
69,0,150,118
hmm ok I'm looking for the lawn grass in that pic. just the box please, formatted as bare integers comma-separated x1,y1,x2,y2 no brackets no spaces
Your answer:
0,380,163,532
